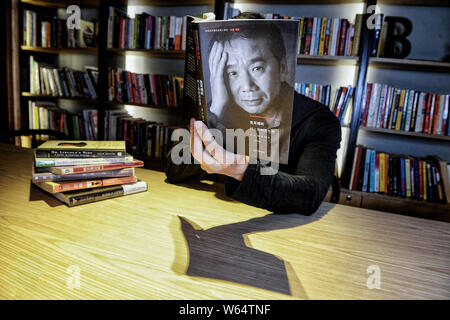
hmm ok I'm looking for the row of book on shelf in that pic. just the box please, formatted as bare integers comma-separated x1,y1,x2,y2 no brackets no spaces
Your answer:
28,103,178,160
107,7,187,51
32,141,147,207
349,145,450,204
104,110,179,160
222,4,361,57
29,56,98,99
108,68,184,107
361,83,450,136
294,83,353,124
23,9,98,49
28,101,98,141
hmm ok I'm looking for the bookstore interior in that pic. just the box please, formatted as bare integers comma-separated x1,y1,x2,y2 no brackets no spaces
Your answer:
0,0,449,301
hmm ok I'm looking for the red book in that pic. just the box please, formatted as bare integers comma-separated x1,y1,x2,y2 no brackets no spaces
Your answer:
384,154,389,193
50,160,144,175
338,19,348,56
423,94,434,133
362,83,373,126
351,146,363,190
304,18,313,55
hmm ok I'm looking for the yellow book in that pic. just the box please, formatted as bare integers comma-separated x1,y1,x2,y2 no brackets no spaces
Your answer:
395,89,406,130
422,161,427,201
298,17,304,54
379,153,385,193
36,140,126,158
318,17,327,56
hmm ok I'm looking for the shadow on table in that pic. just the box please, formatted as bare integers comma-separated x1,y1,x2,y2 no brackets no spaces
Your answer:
29,183,64,207
171,204,334,298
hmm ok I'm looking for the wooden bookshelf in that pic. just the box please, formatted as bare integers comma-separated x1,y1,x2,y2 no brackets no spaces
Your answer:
369,57,450,73
22,92,97,102
297,55,359,66
21,0,99,8
107,48,185,59
359,126,450,141
377,0,450,6
21,46,98,55
106,100,179,110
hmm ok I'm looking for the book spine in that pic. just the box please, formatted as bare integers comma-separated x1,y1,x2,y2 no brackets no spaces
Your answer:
62,181,148,207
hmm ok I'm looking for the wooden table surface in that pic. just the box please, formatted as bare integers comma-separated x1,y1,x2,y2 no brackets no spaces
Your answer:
0,143,449,300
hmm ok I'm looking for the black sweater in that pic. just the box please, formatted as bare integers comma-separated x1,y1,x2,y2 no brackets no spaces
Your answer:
165,93,342,215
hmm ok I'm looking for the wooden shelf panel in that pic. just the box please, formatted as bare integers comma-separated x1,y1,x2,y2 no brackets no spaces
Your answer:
106,100,179,110
107,48,185,58
297,55,359,66
21,0,99,8
359,126,450,141
230,0,365,4
369,57,450,73
21,46,98,55
22,92,97,102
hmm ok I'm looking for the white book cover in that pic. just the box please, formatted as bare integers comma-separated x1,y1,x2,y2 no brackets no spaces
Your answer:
367,83,380,127
383,86,394,129
436,94,445,134
404,90,416,131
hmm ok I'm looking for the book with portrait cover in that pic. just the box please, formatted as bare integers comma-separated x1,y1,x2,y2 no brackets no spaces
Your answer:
183,15,299,164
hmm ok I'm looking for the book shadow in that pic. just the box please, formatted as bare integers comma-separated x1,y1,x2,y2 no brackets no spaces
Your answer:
171,203,334,298
29,183,64,207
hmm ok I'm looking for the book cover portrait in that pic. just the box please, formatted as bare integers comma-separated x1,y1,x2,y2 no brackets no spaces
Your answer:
197,19,299,164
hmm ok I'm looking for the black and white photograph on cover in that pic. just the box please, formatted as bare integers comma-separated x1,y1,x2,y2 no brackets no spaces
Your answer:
198,19,299,164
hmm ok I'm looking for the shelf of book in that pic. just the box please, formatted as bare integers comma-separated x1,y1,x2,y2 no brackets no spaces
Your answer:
359,126,450,141
106,100,179,110
22,92,97,102
369,57,450,73
107,48,185,59
297,55,359,66
21,0,99,8
21,46,98,55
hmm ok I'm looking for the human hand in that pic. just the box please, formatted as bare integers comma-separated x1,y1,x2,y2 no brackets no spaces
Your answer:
208,41,229,118
190,118,249,181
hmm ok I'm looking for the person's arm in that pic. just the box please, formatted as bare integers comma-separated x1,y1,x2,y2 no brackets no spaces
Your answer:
224,112,341,215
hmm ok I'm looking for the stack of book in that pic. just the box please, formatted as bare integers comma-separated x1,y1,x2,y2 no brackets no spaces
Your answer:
32,141,147,207
349,145,450,203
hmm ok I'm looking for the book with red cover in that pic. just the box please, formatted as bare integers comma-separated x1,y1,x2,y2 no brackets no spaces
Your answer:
50,159,144,175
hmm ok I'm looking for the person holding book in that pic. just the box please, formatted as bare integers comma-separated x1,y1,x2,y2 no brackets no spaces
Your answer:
166,13,341,215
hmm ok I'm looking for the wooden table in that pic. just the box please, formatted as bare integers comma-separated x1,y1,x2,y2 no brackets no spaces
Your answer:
0,143,449,299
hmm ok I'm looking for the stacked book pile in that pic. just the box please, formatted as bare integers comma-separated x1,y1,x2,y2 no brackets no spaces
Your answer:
31,141,147,207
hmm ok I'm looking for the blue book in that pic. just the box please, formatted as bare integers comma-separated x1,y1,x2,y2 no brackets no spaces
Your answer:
338,86,354,122
362,149,371,192
400,157,406,197
314,17,321,55
300,83,306,95
369,149,376,192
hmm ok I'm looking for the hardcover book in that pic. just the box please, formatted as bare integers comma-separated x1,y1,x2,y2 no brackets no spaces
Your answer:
34,175,137,193
183,15,299,164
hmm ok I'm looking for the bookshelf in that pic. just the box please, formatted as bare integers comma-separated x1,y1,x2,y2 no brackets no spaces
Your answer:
7,0,450,218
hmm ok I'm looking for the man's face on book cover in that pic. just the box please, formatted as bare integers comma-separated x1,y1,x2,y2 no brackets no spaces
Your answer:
223,37,286,114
